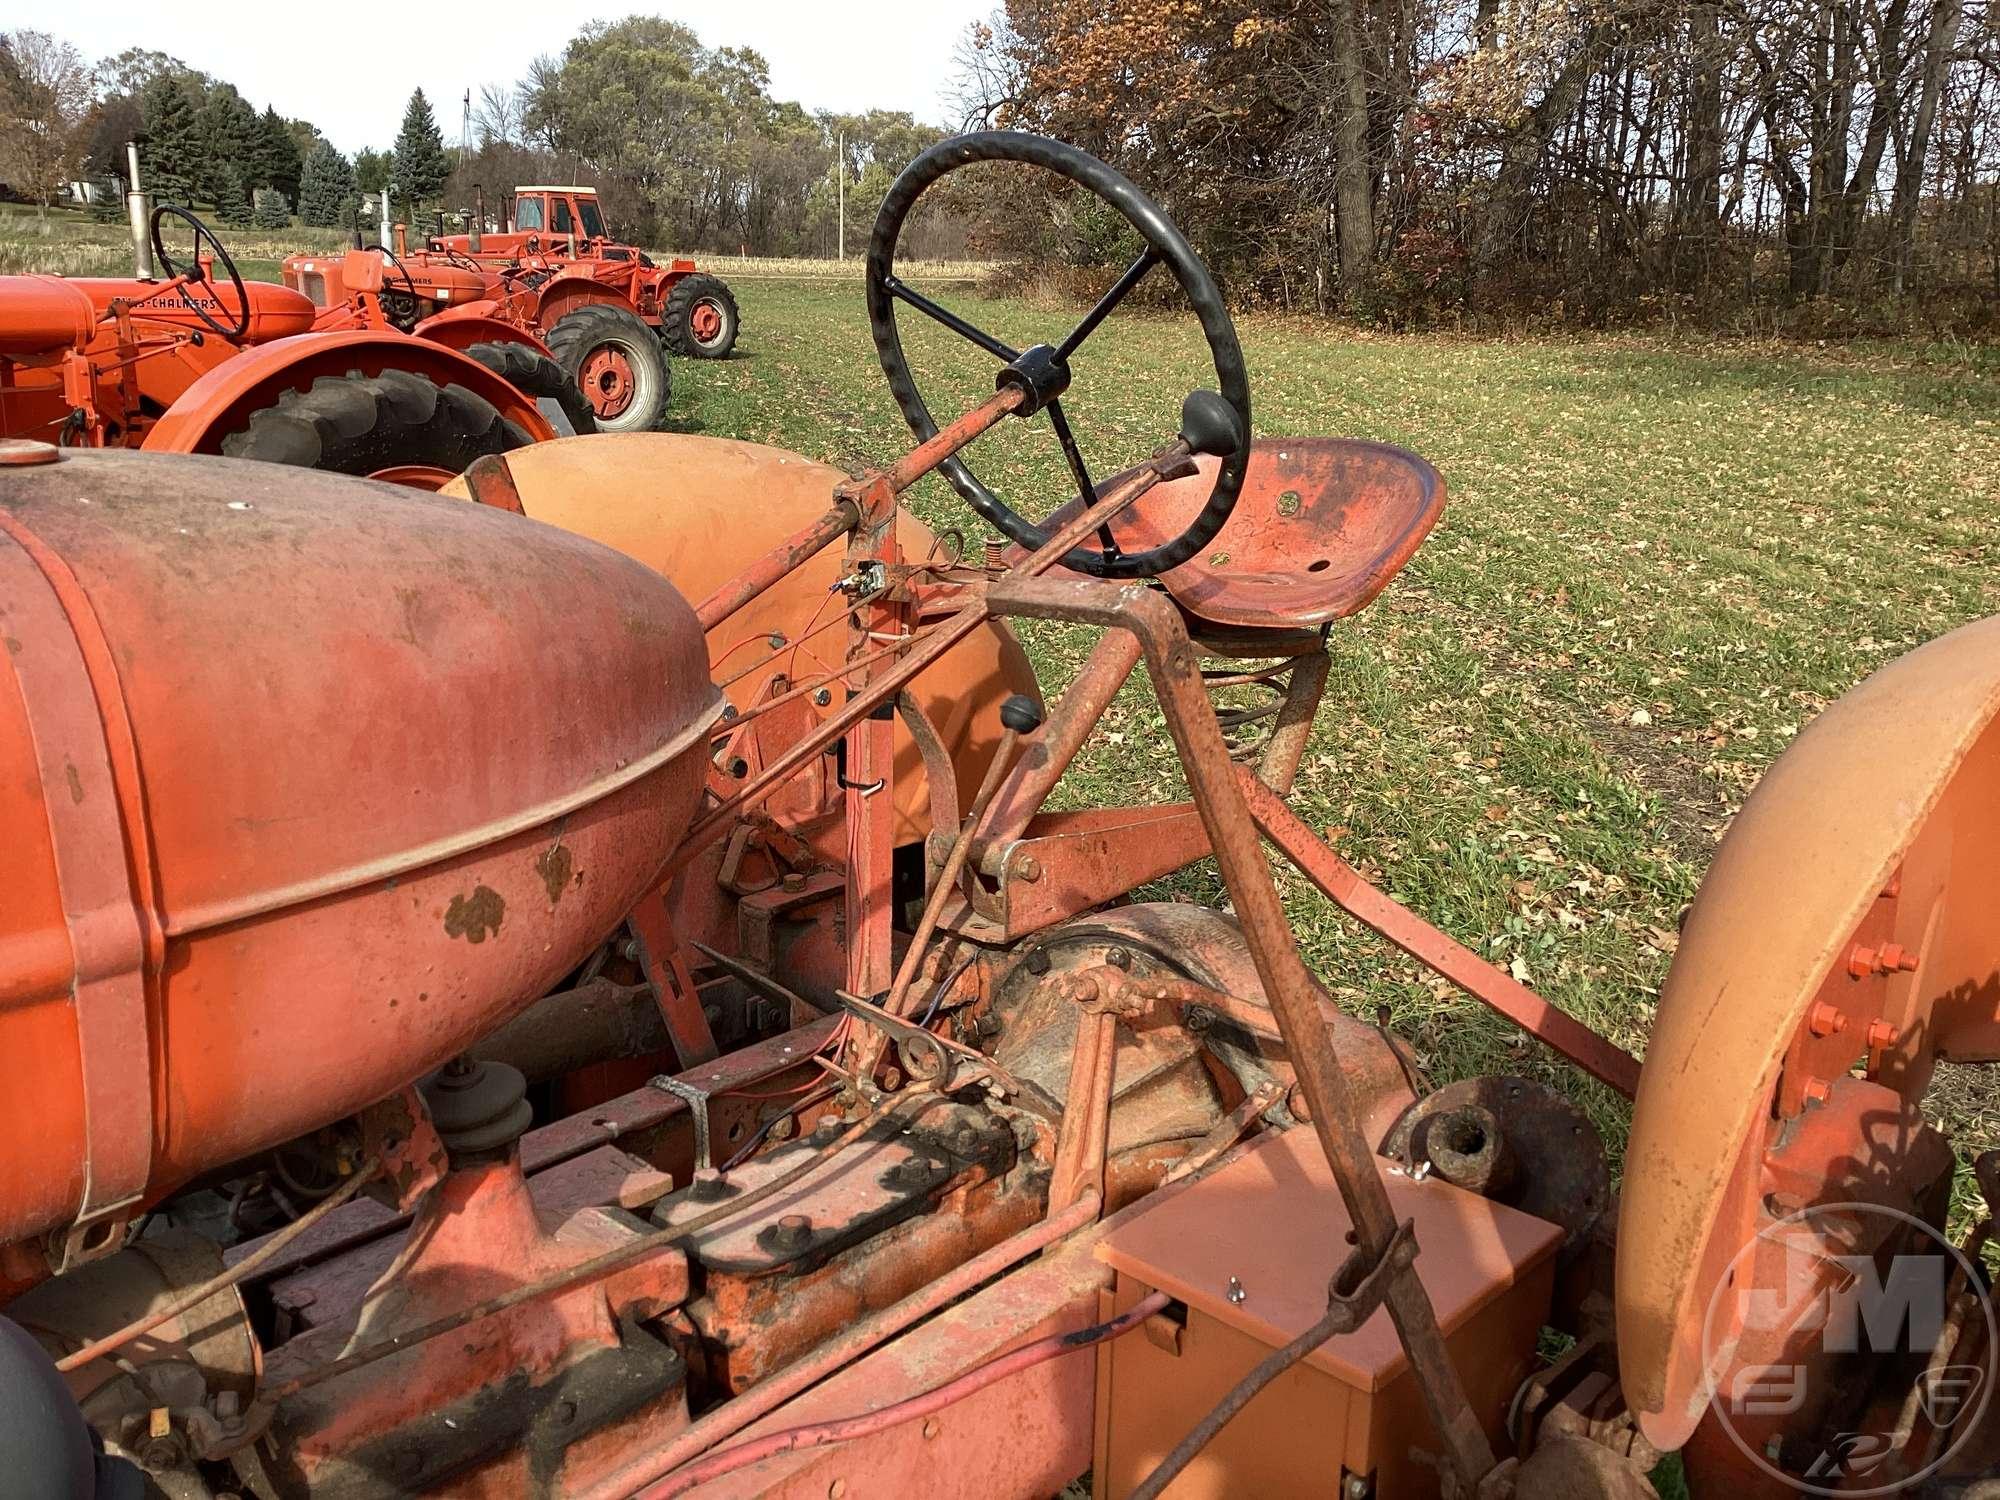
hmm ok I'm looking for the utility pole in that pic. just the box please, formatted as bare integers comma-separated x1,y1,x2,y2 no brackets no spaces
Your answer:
836,129,845,261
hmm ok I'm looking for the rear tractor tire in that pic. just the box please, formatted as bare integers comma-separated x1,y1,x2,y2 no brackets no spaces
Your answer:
545,305,672,433
462,341,597,437
662,273,739,359
219,368,533,489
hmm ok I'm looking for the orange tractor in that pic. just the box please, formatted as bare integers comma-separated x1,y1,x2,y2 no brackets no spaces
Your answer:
280,239,672,433
432,183,741,360
0,133,1994,1500
0,205,574,487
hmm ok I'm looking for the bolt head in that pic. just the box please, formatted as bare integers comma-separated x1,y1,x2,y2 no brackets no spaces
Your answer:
1808,1003,1848,1037
1801,1077,1832,1106
1012,854,1042,883
1105,946,1132,970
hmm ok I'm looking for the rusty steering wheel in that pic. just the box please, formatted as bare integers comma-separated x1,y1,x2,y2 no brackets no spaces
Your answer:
148,205,250,341
867,132,1251,580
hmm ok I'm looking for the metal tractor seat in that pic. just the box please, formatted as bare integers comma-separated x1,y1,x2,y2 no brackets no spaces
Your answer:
1045,437,1444,650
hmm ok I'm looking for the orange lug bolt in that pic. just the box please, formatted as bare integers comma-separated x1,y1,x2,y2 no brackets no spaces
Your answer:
1807,1003,1848,1038
1848,941,1921,978
1801,1077,1832,1106
1866,1019,1898,1050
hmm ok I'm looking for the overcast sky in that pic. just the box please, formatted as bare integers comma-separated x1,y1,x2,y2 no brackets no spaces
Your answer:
15,2,993,154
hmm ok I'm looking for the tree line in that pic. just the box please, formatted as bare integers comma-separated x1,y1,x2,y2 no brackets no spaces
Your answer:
6,9,1990,331
450,17,956,256
0,32,457,233
956,0,1998,330
0,19,958,258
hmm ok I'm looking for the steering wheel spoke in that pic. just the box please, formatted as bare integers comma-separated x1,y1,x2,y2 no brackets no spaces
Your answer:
1055,248,1160,362
883,276,1019,364
867,132,1248,579
1043,400,1119,558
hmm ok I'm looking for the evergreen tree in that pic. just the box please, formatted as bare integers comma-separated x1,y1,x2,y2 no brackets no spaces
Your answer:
390,88,448,208
138,74,200,204
353,146,389,195
297,139,353,227
252,187,290,230
89,171,122,223
195,84,259,207
257,105,301,200
214,163,252,226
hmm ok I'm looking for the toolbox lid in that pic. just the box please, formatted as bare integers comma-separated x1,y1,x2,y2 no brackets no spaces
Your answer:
1095,1127,1564,1393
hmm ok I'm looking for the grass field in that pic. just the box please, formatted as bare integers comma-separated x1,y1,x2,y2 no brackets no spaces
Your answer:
661,278,2000,1175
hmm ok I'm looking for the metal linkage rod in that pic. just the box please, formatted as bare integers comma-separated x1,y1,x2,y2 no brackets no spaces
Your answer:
984,572,1501,1494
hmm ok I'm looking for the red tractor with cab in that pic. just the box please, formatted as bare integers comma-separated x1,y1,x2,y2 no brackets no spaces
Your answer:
433,184,740,360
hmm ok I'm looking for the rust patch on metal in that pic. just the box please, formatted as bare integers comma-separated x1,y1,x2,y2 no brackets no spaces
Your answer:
64,759,84,804
443,885,506,943
536,843,573,907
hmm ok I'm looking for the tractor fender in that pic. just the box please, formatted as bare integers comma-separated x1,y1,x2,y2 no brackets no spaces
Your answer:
412,308,554,358
1619,611,2000,1450
141,330,557,454
529,274,643,330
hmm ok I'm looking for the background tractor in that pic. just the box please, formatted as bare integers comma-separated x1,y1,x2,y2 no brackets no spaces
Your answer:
0,204,567,488
0,133,1993,1500
434,183,741,360
284,240,673,433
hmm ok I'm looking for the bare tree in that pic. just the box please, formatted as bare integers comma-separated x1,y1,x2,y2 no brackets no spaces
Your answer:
0,29,92,222
473,80,524,149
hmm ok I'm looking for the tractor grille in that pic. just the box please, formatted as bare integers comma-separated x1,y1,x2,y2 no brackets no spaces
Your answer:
298,271,328,307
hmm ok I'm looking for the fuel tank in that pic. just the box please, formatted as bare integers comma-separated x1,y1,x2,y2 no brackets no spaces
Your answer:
442,433,1038,844
0,446,722,1260
68,275,319,343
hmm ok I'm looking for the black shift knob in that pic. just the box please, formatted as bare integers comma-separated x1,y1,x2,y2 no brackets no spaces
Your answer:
1000,694,1045,733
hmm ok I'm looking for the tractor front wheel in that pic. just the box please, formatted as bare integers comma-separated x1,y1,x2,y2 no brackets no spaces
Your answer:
463,341,598,437
545,305,672,433
219,369,533,489
662,274,739,359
